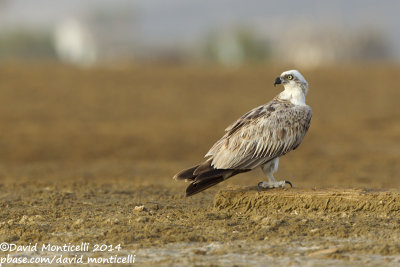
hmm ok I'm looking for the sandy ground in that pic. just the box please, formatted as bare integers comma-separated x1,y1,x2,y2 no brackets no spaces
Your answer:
2,167,400,266
0,63,399,266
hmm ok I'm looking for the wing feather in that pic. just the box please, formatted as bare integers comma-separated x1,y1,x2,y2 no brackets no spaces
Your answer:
206,98,312,170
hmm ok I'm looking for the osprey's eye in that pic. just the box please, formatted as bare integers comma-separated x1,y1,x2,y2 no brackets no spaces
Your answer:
287,74,293,80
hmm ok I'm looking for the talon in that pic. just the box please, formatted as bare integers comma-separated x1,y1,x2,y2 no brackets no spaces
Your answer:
285,180,293,188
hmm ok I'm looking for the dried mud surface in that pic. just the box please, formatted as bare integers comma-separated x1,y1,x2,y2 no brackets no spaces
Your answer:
2,172,400,266
0,64,399,266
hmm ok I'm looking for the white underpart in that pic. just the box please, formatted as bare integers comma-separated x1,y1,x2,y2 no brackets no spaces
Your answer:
279,83,306,106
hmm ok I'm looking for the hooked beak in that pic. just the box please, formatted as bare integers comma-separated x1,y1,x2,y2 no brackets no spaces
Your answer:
273,77,282,87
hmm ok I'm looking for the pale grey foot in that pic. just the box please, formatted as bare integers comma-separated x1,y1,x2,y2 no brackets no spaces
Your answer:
257,180,292,190
257,158,293,191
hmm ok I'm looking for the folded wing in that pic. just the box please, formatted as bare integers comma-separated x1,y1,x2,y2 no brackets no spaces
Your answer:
206,99,312,170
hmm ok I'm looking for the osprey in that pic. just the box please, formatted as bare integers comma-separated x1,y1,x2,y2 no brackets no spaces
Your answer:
174,70,312,197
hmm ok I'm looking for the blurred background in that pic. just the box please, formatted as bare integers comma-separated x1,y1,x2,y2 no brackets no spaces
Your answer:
0,0,399,189
0,0,399,66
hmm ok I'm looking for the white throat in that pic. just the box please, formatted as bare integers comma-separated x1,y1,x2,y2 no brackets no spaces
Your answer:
278,84,306,106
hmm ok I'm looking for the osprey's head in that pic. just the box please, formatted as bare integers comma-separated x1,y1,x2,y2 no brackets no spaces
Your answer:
274,70,309,95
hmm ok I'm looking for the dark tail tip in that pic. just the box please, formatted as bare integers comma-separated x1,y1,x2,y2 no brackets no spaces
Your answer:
185,176,224,197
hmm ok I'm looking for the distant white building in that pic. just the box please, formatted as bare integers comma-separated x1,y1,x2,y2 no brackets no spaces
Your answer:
53,12,137,66
54,18,97,66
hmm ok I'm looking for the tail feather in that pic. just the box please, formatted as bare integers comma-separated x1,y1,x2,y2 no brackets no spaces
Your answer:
173,160,250,197
173,165,200,180
196,168,231,180
193,159,213,175
186,176,225,197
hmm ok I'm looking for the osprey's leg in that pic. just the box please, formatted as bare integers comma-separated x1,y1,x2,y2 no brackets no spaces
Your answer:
257,158,292,190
